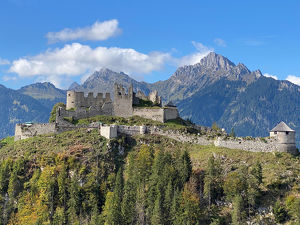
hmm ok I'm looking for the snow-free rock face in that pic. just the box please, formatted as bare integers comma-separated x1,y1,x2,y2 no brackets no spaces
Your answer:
72,68,150,97
150,52,262,102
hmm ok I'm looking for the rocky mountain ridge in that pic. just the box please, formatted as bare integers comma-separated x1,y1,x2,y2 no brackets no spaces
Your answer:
4,52,300,147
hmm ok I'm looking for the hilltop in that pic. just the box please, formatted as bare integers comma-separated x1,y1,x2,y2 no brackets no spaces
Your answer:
1,52,299,148
0,123,299,224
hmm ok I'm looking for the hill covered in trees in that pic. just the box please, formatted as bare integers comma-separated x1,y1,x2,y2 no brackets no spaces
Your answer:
0,127,299,224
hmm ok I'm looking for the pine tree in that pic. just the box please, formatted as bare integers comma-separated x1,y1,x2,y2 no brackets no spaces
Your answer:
0,159,12,194
178,150,192,188
150,192,163,225
164,179,173,225
273,200,287,223
57,163,68,208
102,168,124,225
170,189,182,225
231,195,245,225
68,174,81,225
121,154,137,225
204,156,222,207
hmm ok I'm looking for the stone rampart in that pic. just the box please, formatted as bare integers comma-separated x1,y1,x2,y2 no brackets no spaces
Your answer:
14,123,56,141
163,107,179,122
213,137,279,153
117,125,147,136
66,90,111,110
149,128,299,154
133,108,164,122
58,103,113,121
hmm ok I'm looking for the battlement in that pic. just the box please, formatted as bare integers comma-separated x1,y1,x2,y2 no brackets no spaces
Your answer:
66,90,111,110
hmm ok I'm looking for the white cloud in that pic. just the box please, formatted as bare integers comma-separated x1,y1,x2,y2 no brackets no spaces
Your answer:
9,43,171,88
263,73,278,80
46,20,121,43
286,75,300,86
214,38,226,47
0,58,10,65
177,41,213,66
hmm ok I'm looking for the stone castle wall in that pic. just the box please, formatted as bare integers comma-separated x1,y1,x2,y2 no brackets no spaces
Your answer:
117,125,146,136
163,107,179,122
133,108,165,122
14,123,56,141
149,128,298,155
66,90,111,110
58,102,113,121
132,107,179,123
113,84,133,117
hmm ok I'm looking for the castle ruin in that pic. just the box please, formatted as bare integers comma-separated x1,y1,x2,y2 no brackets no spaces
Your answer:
13,84,298,155
60,83,178,122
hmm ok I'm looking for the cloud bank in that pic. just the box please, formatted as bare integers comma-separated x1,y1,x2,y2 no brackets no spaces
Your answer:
286,75,300,86
263,73,278,80
177,41,214,66
9,43,171,87
46,20,121,43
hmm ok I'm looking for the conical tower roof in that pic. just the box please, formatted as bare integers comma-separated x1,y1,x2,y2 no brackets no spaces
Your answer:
270,121,295,132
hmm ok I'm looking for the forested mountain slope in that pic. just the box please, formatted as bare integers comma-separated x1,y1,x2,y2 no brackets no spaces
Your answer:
0,128,299,224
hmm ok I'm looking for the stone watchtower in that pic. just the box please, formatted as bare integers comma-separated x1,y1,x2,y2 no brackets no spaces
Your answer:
270,121,298,155
113,83,133,117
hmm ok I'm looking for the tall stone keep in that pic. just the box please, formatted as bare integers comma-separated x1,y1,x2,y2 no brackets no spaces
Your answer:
270,121,298,155
113,83,133,117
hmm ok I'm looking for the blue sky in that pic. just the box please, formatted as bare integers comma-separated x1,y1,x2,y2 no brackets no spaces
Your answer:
0,0,300,89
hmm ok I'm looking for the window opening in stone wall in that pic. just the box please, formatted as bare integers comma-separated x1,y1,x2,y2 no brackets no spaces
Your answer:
286,131,289,135
274,131,277,134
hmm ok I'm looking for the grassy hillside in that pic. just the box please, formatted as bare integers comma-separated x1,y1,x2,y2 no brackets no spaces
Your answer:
0,128,299,224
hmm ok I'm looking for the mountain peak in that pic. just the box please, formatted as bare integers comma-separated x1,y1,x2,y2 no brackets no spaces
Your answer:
68,82,80,90
198,52,235,70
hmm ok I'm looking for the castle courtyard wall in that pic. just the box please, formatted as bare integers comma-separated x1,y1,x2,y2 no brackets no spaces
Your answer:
14,123,56,141
100,125,118,139
163,107,179,122
133,108,165,123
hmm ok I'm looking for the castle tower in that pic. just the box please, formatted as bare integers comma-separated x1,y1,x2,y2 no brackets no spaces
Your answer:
113,83,133,117
270,121,298,155
66,90,77,110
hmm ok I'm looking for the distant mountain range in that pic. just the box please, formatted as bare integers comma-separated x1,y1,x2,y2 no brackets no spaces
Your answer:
1,52,299,147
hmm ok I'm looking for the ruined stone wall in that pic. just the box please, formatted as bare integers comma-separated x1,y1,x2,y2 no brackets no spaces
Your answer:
100,125,118,139
117,125,146,136
113,84,133,117
66,90,111,110
163,107,179,122
133,108,164,123
58,102,113,121
149,128,299,155
213,137,279,153
14,123,56,141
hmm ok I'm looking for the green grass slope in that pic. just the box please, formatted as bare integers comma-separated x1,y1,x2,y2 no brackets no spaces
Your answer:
0,128,299,224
